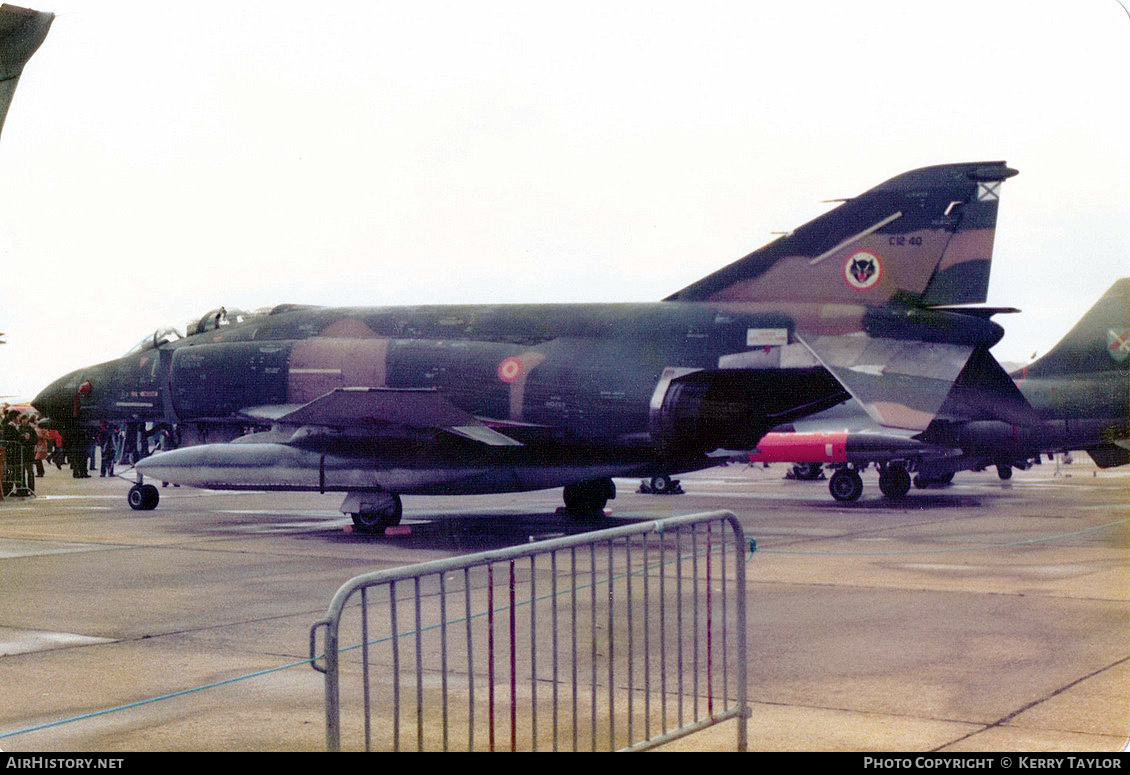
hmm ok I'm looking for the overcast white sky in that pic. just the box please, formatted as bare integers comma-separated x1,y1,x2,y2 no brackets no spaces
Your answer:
1,0,1127,400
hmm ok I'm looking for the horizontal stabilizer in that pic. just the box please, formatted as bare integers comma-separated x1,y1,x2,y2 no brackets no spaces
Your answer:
798,333,974,431
927,305,1021,319
934,348,1039,426
245,387,523,447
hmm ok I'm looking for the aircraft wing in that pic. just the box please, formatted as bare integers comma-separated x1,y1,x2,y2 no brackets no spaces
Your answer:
932,347,1039,426
242,387,524,447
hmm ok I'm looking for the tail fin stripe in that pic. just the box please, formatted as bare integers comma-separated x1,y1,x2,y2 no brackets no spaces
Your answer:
809,211,903,266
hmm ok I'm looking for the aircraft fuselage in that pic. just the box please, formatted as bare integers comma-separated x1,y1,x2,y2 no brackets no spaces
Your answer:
34,301,852,492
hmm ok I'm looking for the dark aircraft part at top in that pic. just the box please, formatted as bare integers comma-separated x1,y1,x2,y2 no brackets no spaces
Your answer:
0,5,52,140
33,161,1021,525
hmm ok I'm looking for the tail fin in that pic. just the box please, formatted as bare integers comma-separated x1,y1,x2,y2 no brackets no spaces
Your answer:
665,161,1017,306
1018,279,1130,379
0,5,53,140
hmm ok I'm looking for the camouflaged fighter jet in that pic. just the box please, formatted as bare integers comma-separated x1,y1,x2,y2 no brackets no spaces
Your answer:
33,161,1021,530
749,278,1130,501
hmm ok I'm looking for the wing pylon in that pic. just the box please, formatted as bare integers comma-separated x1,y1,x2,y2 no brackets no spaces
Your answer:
242,387,524,447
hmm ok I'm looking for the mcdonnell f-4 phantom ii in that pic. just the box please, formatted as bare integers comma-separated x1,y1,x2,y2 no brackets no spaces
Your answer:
749,278,1130,501
33,161,1021,530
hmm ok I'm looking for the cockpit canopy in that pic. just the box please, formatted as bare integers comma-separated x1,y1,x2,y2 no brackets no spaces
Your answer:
124,326,182,356
188,306,259,335
123,307,271,356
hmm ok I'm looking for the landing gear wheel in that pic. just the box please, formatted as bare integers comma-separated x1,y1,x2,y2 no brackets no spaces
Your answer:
878,466,911,499
996,465,1013,481
127,483,159,511
915,471,954,488
649,474,672,493
792,463,824,481
563,479,615,519
350,494,403,533
828,469,864,502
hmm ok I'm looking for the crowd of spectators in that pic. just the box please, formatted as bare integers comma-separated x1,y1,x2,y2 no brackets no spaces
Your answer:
1,403,174,498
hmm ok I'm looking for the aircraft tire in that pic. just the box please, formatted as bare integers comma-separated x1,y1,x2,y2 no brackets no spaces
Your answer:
350,494,403,533
649,475,672,493
878,466,911,499
828,469,863,502
128,483,159,511
915,471,954,488
996,465,1013,481
792,463,824,481
564,479,614,519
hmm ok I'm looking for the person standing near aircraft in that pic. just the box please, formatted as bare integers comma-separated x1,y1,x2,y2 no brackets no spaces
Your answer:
66,427,89,478
99,421,118,477
47,424,64,469
14,414,36,493
32,417,50,477
1,410,18,494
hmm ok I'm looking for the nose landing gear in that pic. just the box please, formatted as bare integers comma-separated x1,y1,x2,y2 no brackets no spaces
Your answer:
127,482,160,510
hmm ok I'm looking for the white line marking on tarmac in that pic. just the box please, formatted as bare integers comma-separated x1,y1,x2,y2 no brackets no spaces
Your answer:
0,539,130,558
0,627,117,656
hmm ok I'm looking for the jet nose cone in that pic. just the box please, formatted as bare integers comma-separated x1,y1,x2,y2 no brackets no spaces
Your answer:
31,371,78,422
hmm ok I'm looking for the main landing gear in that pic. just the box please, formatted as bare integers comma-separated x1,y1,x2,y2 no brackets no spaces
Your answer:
563,478,615,519
637,474,684,495
343,491,403,533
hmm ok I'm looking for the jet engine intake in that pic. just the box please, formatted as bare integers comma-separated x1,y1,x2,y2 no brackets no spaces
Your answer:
649,370,767,458
649,367,850,459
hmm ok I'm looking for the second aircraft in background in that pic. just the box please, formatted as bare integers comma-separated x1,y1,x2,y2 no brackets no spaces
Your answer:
748,279,1130,501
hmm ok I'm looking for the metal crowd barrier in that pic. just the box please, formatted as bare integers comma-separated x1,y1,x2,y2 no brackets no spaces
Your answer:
2,441,33,498
309,510,749,752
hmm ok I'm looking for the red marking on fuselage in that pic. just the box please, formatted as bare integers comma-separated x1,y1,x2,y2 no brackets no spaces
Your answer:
497,357,523,384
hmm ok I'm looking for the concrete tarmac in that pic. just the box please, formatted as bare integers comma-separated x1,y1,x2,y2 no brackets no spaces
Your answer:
0,459,1127,752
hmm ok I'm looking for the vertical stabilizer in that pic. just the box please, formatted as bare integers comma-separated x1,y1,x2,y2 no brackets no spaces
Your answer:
665,162,1017,307
1018,279,1130,379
